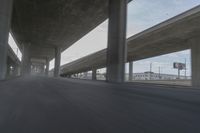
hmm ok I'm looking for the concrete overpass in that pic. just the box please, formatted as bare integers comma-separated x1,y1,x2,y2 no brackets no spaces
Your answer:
0,0,132,82
1,0,200,132
60,5,200,88
10,0,109,77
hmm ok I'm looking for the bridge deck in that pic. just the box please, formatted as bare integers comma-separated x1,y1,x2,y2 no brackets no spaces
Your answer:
0,77,200,133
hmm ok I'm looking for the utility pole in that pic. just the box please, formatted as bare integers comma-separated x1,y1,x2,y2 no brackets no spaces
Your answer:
185,58,187,79
159,66,161,79
150,62,152,80
178,68,180,79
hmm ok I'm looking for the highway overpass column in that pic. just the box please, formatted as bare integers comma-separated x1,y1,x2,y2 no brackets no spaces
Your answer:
41,64,45,75
129,62,133,81
106,0,127,83
0,0,13,80
191,43,200,88
21,44,31,76
45,58,49,76
13,64,20,77
92,69,97,80
54,47,61,77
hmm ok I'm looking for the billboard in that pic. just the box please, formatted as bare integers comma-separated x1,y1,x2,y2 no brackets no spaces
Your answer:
173,62,186,70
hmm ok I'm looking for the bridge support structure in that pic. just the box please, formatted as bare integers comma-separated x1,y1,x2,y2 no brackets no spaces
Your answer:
106,0,127,83
0,0,13,80
54,47,61,77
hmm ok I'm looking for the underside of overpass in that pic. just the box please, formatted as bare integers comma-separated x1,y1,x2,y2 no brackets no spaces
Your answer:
0,0,200,132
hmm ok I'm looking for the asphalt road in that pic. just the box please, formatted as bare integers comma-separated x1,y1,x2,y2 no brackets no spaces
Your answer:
0,76,200,133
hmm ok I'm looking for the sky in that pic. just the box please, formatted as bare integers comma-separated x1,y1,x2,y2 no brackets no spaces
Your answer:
129,50,191,76
9,0,200,76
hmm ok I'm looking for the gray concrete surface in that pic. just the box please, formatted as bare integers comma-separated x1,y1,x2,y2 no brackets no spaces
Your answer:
7,45,21,78
60,5,200,76
11,0,132,61
191,41,200,88
129,62,133,81
54,47,61,77
0,0,13,80
11,0,109,60
92,69,97,80
0,76,200,133
7,45,21,66
21,44,31,76
106,0,127,82
9,0,132,75
45,58,49,76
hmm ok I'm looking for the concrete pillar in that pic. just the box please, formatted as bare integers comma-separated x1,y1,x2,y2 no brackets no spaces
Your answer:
84,72,88,79
21,44,31,76
45,58,49,76
13,64,20,76
6,64,11,78
92,69,97,80
106,0,127,83
129,62,133,81
41,64,45,74
54,47,61,77
0,0,13,80
191,43,200,88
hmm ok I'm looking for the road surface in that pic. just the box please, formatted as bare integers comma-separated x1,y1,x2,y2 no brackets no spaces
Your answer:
0,76,199,133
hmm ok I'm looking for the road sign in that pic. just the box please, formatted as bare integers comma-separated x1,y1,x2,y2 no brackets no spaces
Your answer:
173,62,186,70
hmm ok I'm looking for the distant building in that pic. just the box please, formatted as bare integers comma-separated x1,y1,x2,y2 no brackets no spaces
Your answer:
66,71,191,81
129,71,190,80
72,72,106,80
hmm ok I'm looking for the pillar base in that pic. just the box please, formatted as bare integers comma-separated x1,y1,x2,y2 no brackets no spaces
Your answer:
191,43,200,88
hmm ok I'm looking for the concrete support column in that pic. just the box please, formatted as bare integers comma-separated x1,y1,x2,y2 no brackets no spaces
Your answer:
54,47,61,77
84,72,88,79
13,64,20,76
21,44,31,76
106,0,127,83
92,69,97,80
45,58,49,76
41,64,45,74
129,62,133,81
6,64,11,78
191,43,200,88
0,0,13,80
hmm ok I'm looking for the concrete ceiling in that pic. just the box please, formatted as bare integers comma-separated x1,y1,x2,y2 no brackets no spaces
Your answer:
60,5,200,75
11,0,109,59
